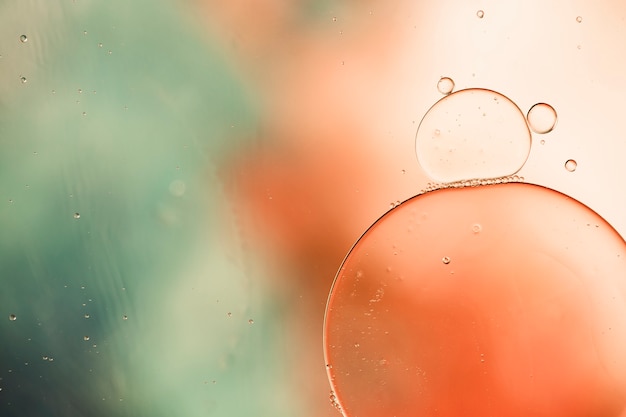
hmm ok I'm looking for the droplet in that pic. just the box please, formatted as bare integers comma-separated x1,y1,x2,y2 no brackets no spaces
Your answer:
83,336,90,341
476,10,485,19
565,159,577,172
9,314,16,321
20,76,27,84
526,103,557,134
19,34,28,43
436,77,455,95
416,89,531,183
442,256,451,264
576,16,583,23
73,212,81,219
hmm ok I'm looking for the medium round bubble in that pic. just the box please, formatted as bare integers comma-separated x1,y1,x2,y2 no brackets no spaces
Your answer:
436,77,455,95
526,103,557,134
415,88,531,183
565,159,577,172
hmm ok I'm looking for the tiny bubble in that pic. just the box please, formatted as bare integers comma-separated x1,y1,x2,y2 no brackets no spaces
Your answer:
442,256,451,265
73,212,81,219
564,159,577,172
84,314,90,319
20,76,27,84
227,312,232,318
98,43,103,48
436,77,455,95
471,223,482,233
248,319,254,324
122,315,128,320
476,10,485,18
576,16,582,23
83,336,90,341
9,314,16,321
20,35,28,43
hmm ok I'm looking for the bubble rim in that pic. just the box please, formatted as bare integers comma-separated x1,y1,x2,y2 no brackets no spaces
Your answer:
414,88,533,184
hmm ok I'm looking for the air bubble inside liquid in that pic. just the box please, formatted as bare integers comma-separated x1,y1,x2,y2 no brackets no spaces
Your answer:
324,183,626,417
436,77,455,95
415,88,531,183
527,103,557,134
565,159,577,172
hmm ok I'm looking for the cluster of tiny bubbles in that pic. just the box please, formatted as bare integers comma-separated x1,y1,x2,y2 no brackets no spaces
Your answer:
436,77,455,95
418,175,525,195
19,34,27,43
9,314,17,321
476,10,485,18
389,200,401,209
526,103,557,134
565,159,577,172
329,390,342,411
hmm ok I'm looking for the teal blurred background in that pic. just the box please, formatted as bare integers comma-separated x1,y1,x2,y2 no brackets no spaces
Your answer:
0,1,298,416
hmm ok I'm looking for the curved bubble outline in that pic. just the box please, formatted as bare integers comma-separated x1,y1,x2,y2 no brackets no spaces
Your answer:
414,88,533,183
322,180,626,413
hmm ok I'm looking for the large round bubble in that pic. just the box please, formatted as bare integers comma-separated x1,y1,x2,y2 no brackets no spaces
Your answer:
324,182,626,417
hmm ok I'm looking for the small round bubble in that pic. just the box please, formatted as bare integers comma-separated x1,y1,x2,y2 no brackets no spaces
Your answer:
477,10,485,18
576,16,583,23
436,77,455,95
73,212,81,219
9,314,16,321
20,76,27,84
19,35,28,43
527,103,557,134
442,256,451,264
565,159,577,172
